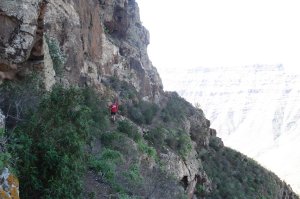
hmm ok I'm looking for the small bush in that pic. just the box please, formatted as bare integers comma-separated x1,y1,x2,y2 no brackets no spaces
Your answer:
118,120,141,142
144,127,168,148
123,163,143,185
0,74,43,129
128,106,145,124
45,36,65,76
137,140,157,160
82,87,109,134
0,152,11,170
177,132,193,159
165,129,192,159
139,101,159,125
145,127,192,159
100,131,139,158
105,77,138,100
90,148,123,182
161,93,189,123
100,131,124,146
127,101,158,125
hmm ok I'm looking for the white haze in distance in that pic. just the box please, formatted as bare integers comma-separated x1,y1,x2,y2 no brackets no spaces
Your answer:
136,0,300,75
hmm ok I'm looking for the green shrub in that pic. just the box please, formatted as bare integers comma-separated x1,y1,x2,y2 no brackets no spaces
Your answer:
82,87,109,134
0,74,43,129
196,184,205,195
161,93,189,123
165,129,192,159
177,132,193,159
105,77,138,100
45,36,65,76
137,140,157,160
90,148,123,182
201,147,282,199
123,163,143,185
145,127,192,159
11,86,99,199
139,101,158,125
128,106,145,124
118,120,141,142
100,131,124,146
144,127,168,149
127,101,158,125
100,130,139,158
0,152,11,170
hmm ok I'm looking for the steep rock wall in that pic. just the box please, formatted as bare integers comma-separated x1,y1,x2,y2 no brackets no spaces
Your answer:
44,0,163,101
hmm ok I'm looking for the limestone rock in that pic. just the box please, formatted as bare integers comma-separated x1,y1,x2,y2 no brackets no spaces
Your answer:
0,168,19,199
160,144,201,181
0,0,47,64
0,0,50,85
44,0,163,101
189,112,213,148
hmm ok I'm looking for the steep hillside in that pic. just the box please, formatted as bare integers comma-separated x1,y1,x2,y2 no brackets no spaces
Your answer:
0,0,299,199
160,64,300,193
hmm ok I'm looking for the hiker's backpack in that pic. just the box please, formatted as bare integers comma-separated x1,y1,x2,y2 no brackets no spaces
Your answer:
111,103,118,112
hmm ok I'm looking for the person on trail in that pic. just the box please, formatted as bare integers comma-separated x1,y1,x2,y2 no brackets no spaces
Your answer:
109,100,119,122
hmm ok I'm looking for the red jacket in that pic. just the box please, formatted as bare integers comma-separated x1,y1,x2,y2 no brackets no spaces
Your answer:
110,103,118,113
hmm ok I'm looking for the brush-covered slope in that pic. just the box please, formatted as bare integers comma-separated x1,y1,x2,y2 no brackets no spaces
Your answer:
0,0,298,199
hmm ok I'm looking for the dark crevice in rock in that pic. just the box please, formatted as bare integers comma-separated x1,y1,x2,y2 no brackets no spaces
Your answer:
28,0,48,62
180,176,189,190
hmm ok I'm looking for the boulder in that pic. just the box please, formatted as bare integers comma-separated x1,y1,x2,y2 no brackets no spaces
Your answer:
0,168,20,199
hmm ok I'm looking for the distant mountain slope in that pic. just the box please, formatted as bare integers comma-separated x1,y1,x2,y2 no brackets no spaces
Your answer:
161,64,300,193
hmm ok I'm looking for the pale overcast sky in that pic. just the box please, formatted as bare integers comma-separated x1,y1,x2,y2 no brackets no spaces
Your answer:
136,0,300,73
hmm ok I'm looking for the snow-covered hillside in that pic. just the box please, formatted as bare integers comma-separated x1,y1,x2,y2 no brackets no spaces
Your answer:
160,64,300,193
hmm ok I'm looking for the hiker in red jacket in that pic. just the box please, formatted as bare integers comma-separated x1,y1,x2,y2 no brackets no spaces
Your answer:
109,100,119,122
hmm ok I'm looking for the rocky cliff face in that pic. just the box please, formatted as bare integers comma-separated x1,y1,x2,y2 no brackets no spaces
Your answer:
0,0,162,101
0,1,299,199
44,0,163,101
